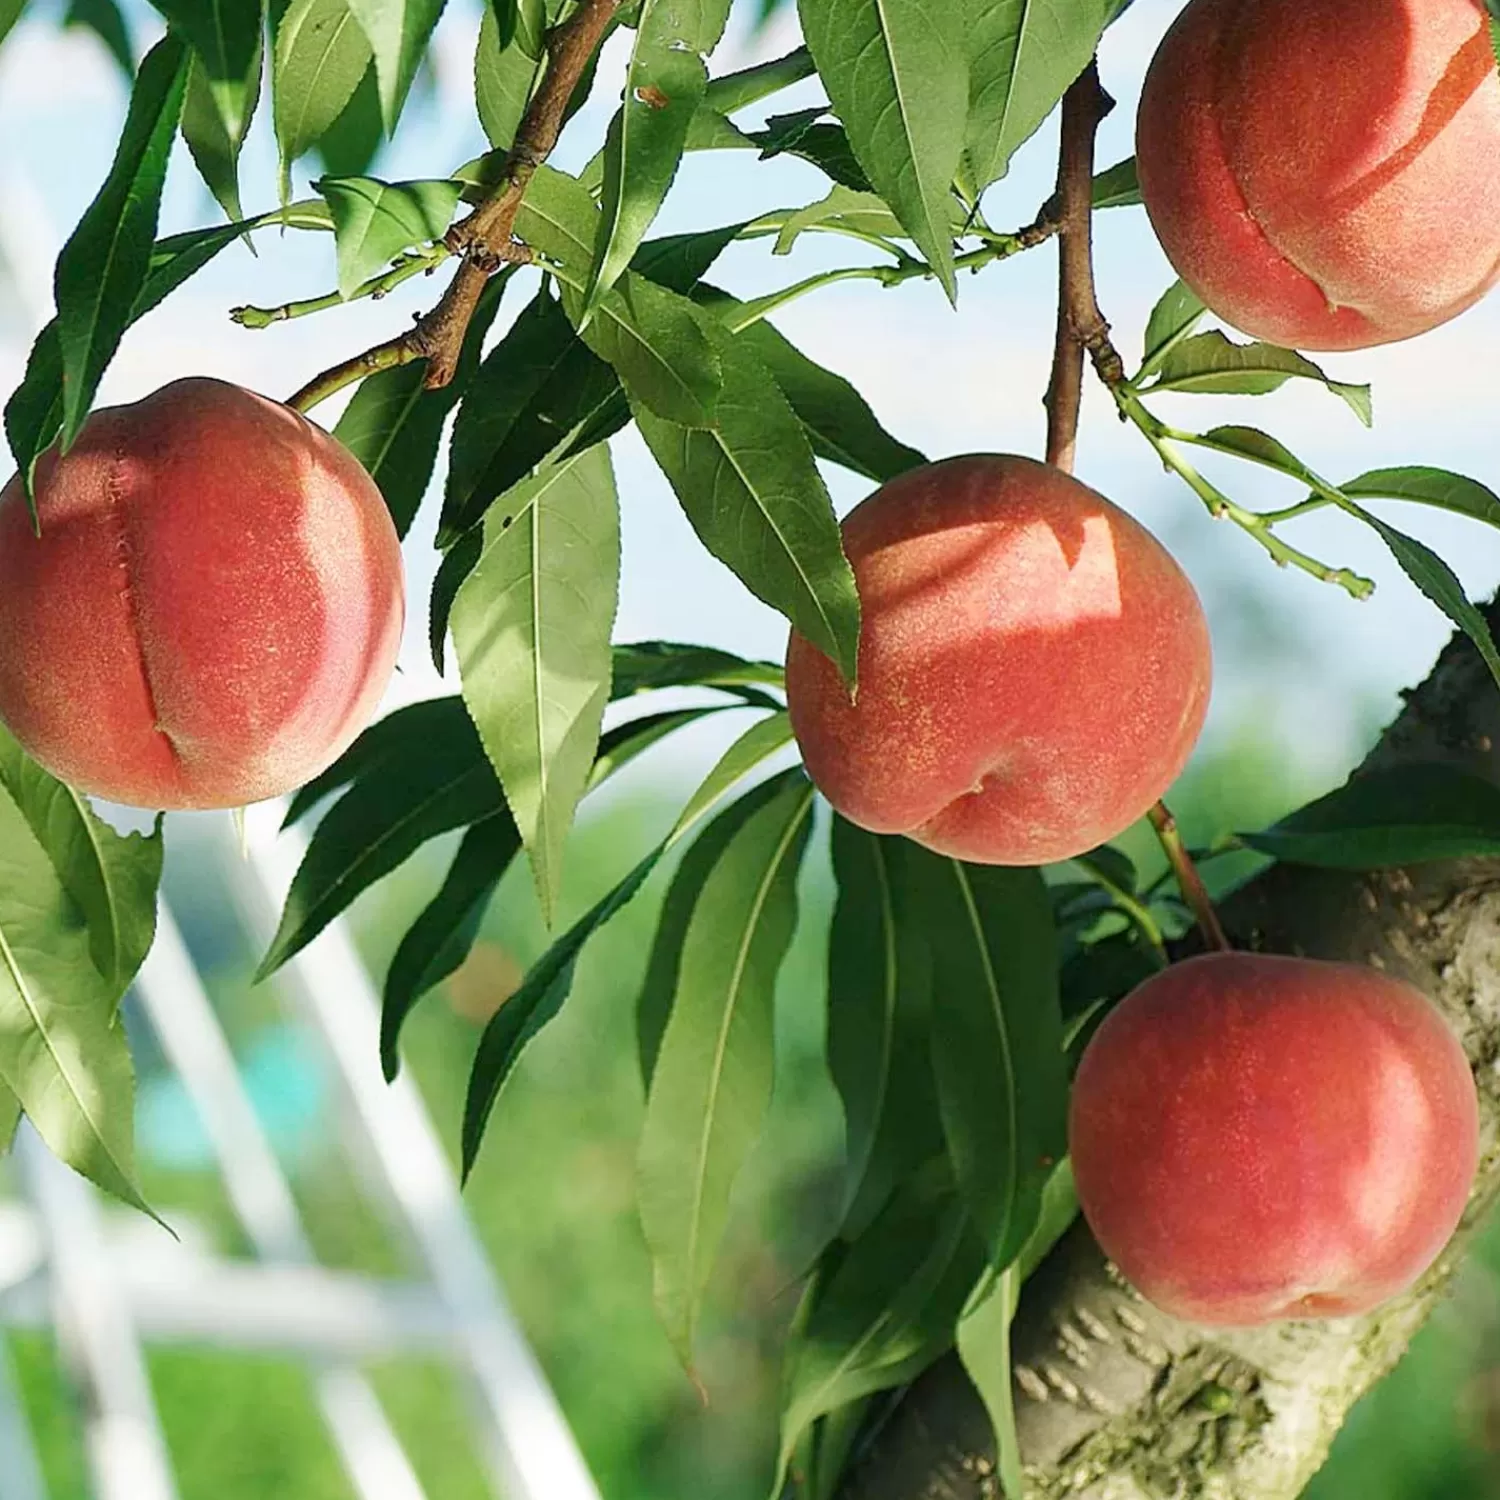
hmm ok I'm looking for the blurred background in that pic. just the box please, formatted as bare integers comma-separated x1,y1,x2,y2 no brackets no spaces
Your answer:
2,0,1500,1495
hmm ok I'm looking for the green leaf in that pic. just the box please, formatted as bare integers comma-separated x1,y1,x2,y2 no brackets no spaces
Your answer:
1147,331,1372,424
756,184,947,256
637,769,784,1082
1140,278,1206,372
151,0,263,139
460,712,795,1177
316,63,385,176
631,315,862,684
749,110,872,191
827,819,943,1238
346,0,446,130
441,288,619,546
316,174,460,298
1338,467,1500,530
1355,510,1500,691
0,726,163,996
702,43,814,114
1240,764,1500,868
799,0,967,301
1092,154,1139,209
274,0,373,180
64,0,132,74
0,0,27,51
1200,423,1317,484
382,813,518,1080
54,34,189,450
583,0,732,319
700,292,926,482
334,268,508,536
893,847,1067,1263
611,640,783,705
258,700,502,977
431,527,482,671
631,220,747,293
452,445,621,927
181,39,263,222
638,770,814,1362
0,786,150,1211
964,0,1110,191
474,0,544,149
775,1161,985,1491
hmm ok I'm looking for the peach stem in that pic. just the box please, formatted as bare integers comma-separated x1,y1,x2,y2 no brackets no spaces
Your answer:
1148,800,1231,952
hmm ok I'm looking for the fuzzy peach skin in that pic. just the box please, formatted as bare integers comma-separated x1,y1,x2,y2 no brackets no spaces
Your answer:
1136,0,1500,351
0,378,404,810
783,455,1211,866
1070,952,1480,1326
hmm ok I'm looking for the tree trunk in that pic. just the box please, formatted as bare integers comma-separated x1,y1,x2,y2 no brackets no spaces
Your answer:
840,602,1500,1500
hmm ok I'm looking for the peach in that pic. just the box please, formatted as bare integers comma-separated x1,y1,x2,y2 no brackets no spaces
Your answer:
784,455,1211,866
0,378,404,810
1136,0,1500,351
1070,952,1480,1326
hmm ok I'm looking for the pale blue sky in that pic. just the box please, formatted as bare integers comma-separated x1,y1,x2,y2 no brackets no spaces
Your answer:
2,0,1497,792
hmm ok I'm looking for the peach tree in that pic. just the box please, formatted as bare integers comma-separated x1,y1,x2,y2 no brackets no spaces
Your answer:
4,1,1500,1496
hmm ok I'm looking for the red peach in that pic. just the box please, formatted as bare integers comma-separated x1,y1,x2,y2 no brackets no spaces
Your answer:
784,455,1211,866
1070,951,1480,1325
1136,0,1500,351
0,378,404,810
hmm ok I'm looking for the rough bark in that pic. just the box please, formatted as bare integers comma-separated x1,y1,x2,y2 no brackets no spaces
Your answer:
840,599,1500,1500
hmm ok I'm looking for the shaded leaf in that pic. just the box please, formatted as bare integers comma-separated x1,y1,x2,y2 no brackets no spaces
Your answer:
452,445,621,926
1140,278,1205,372
316,63,385,176
54,34,189,450
64,0,131,74
1338,467,1500,530
1240,764,1500,868
893,847,1067,1262
638,769,814,1361
346,0,446,130
431,526,483,671
749,109,871,191
828,818,942,1238
799,0,966,299
461,712,794,1176
1092,154,1139,209
611,640,783,705
474,0,544,149
631,314,861,683
181,39,263,222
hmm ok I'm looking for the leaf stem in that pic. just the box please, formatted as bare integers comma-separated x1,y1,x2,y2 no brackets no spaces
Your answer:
1147,801,1230,953
233,246,450,329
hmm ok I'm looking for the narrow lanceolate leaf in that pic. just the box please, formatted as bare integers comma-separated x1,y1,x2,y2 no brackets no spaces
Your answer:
750,109,871,191
317,63,385,175
955,1270,1022,1499
517,166,724,428
828,819,943,1238
64,0,132,74
631,317,862,684
798,0,967,300
636,782,768,1084
699,290,926,482
1354,509,1500,691
775,1162,985,1492
1140,278,1206,373
259,700,502,977
461,712,794,1179
0,0,25,50
0,787,150,1211
893,847,1067,1264
1145,330,1372,425
316,175,460,297
637,770,814,1363
150,0,263,136
1240,764,1500,868
442,289,619,545
583,0,733,319
274,0,373,180
346,0,447,131
382,813,519,1079
611,640,784,706
451,445,621,927
1092,154,1140,209
964,0,1111,192
1338,467,1500,530
0,726,163,996
334,268,509,537
54,33,188,451
474,0,544,149
181,39,263,222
